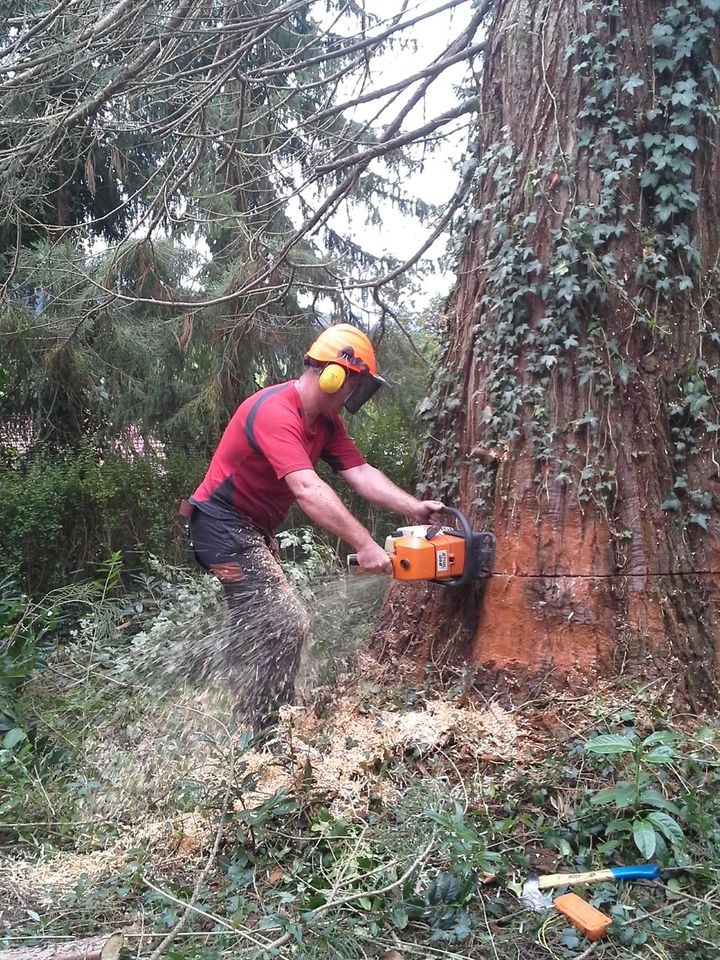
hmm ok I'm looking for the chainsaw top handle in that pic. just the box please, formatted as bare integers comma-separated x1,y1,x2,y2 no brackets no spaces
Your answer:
426,506,475,589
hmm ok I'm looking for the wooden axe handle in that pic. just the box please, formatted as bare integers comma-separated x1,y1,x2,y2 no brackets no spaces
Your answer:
538,869,615,890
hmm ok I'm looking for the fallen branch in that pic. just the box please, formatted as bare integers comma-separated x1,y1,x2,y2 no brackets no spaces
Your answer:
0,933,123,960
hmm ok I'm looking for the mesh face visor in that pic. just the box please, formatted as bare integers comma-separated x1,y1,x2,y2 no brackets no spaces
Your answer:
344,372,385,413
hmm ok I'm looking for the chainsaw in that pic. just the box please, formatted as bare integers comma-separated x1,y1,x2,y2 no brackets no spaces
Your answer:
347,507,495,588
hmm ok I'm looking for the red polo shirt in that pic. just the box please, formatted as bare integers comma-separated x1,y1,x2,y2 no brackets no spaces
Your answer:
190,381,365,533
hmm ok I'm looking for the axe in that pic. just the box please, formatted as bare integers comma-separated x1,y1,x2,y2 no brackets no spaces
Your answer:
520,863,660,912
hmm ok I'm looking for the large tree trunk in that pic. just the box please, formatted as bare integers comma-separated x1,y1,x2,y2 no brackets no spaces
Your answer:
374,0,720,704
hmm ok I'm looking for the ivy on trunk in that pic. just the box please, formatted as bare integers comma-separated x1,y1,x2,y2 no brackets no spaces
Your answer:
375,0,720,706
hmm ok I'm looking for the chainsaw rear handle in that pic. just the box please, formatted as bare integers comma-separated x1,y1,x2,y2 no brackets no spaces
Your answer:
346,554,391,575
346,508,468,578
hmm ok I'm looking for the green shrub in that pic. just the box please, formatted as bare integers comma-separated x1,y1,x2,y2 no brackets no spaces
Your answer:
0,577,56,739
0,444,205,592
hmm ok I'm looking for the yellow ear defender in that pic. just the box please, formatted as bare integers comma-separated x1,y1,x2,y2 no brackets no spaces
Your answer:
318,363,348,394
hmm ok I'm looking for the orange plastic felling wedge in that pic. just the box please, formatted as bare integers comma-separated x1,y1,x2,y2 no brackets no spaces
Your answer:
554,893,612,941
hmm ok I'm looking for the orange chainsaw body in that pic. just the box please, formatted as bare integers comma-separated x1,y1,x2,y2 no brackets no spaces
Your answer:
386,527,466,581
346,510,495,586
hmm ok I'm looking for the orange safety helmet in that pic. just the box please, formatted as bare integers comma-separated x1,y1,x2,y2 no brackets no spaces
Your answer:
305,323,378,374
305,323,386,412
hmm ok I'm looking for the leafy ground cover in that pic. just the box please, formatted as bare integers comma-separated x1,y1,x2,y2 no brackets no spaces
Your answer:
1,565,719,960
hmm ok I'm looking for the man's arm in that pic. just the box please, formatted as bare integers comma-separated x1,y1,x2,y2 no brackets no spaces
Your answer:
338,463,444,523
284,468,392,572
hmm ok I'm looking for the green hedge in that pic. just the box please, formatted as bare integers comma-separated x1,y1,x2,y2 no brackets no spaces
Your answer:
0,445,205,592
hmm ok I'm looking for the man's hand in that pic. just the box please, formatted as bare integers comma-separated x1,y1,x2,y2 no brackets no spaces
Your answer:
410,500,446,524
354,540,393,574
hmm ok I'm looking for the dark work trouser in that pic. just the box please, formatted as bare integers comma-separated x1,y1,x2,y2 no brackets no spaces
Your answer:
188,507,309,732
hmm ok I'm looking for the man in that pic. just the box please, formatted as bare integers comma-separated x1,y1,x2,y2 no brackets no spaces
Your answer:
187,323,444,730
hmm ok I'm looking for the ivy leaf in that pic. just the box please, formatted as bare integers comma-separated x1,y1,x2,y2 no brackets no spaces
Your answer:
655,202,679,223
391,906,409,929
616,360,635,385
451,912,472,941
633,818,657,859
622,73,644,94
701,0,720,11
560,928,581,949
640,170,660,188
671,84,698,108
690,490,714,510
689,513,709,530
656,183,677,202
650,23,674,45
661,496,681,512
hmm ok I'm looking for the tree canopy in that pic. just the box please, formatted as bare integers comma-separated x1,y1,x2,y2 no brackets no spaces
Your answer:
0,0,490,449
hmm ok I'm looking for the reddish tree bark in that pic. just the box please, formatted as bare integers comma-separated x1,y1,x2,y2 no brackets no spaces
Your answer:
374,0,720,705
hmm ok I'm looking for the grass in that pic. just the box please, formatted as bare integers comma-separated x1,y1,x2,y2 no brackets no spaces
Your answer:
1,568,719,959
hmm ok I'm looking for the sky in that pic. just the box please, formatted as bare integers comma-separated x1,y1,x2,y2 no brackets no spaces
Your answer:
164,1,480,314
326,0,479,310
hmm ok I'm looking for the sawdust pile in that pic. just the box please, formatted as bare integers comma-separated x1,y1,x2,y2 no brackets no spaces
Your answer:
247,691,524,815
2,689,524,911
1,812,209,911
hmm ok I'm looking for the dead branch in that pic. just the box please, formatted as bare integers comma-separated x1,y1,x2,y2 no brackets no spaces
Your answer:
0,933,123,960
